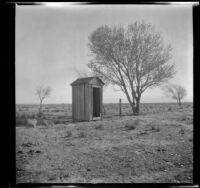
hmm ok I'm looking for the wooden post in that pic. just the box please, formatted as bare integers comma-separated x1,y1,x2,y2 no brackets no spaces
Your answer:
119,98,122,116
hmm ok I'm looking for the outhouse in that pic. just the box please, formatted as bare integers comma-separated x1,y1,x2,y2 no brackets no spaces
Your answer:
70,76,104,122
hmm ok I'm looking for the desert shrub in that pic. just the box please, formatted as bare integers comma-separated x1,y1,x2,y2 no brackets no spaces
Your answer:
57,116,65,119
149,126,160,132
188,137,193,142
26,113,37,119
16,111,20,118
53,119,64,124
179,128,185,135
156,147,166,152
168,107,172,111
27,119,37,128
66,130,72,137
51,109,60,112
134,119,140,126
78,131,86,138
16,118,27,126
137,131,148,136
16,117,37,128
36,118,44,126
43,119,54,128
124,123,136,131
36,118,50,126
20,114,27,119
178,116,193,124
95,124,103,130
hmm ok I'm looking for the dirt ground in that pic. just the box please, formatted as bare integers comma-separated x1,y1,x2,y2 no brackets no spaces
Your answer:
16,103,193,183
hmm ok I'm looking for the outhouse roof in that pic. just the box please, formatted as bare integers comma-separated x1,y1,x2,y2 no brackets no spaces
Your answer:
70,76,104,86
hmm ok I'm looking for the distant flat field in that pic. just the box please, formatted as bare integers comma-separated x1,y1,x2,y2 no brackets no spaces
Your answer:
16,103,193,183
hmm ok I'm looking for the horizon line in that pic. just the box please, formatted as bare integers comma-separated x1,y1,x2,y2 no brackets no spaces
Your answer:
16,101,193,105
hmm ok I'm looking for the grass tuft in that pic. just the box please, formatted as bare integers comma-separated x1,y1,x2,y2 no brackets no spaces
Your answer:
179,128,185,135
78,131,86,138
66,130,72,137
95,124,104,130
124,123,136,131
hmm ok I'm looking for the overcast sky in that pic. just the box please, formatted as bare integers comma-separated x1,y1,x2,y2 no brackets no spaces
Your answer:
16,4,193,104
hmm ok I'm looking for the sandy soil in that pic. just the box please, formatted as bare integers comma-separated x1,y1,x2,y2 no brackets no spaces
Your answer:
16,104,193,183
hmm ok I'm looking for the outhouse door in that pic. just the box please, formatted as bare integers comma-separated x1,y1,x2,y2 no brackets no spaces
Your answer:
93,87,100,117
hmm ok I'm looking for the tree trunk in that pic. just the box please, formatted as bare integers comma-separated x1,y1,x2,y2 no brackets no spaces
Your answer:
130,102,136,115
123,90,136,115
135,96,140,114
119,98,122,116
178,99,181,107
38,101,42,118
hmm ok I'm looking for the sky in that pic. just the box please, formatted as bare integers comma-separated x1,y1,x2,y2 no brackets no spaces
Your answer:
16,4,193,104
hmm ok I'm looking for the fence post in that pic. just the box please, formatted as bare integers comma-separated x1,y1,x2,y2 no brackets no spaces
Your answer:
119,98,122,116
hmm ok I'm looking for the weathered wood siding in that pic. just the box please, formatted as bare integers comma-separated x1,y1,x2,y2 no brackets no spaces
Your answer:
72,85,85,122
71,77,104,122
90,78,101,85
72,86,75,121
84,84,92,121
100,86,103,118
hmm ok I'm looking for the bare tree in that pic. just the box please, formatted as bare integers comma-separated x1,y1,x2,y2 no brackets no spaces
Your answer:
36,85,51,117
163,84,187,106
88,21,175,114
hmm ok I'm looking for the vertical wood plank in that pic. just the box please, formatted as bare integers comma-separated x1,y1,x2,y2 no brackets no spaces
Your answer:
74,86,77,122
76,86,79,121
85,84,90,121
77,86,81,121
81,84,85,120
84,84,86,121
88,85,92,121
100,86,103,119
72,87,74,121
91,86,93,120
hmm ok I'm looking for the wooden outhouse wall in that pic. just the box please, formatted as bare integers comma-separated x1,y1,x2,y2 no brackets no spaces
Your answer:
72,84,95,122
72,85,85,121
71,77,104,122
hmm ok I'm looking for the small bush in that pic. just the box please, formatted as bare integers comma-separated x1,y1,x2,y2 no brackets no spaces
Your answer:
20,114,27,119
179,128,185,135
43,120,54,128
156,147,166,152
16,118,27,126
188,137,193,142
52,109,60,112
66,130,72,137
26,113,37,119
149,126,160,132
137,131,148,136
168,107,172,111
53,119,64,124
178,116,193,124
134,119,140,126
124,123,135,131
78,131,86,138
95,124,103,130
